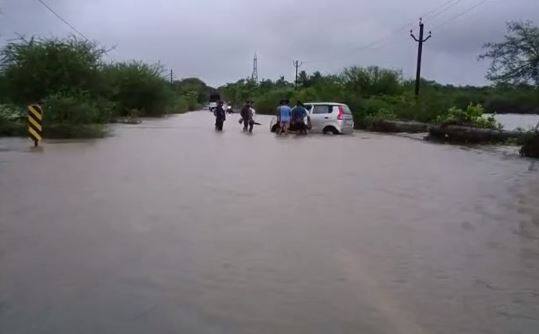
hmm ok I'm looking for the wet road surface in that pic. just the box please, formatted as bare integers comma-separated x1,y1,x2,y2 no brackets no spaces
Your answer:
1,111,538,334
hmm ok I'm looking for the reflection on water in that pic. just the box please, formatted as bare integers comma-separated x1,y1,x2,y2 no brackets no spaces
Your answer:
1,111,538,334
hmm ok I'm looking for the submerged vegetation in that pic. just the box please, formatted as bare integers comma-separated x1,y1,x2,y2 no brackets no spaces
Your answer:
0,37,188,137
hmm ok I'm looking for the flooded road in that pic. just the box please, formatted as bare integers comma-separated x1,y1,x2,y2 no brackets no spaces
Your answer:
1,111,538,334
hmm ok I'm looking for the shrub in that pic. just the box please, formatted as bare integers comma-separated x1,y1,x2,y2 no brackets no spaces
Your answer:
0,104,26,136
0,37,103,103
519,131,539,157
43,91,114,124
0,104,25,122
254,88,294,114
435,104,502,129
102,62,174,116
44,124,107,138
340,66,402,96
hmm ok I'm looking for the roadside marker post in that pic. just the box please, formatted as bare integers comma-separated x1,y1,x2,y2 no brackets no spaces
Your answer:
28,104,43,147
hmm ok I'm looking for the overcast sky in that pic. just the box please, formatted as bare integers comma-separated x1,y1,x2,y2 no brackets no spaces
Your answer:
1,0,538,87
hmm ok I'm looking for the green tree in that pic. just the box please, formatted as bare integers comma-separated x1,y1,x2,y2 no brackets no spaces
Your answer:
341,66,402,96
297,70,309,87
479,21,539,86
102,62,173,116
173,77,213,104
0,37,104,103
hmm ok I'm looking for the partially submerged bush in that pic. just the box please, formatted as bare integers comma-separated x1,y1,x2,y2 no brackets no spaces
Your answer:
435,104,502,129
44,91,115,124
44,123,107,139
519,131,539,158
0,104,24,122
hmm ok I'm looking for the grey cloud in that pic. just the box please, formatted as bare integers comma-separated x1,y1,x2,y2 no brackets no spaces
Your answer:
1,0,538,87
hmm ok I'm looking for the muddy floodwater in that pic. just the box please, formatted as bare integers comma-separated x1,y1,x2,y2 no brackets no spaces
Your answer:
1,111,538,334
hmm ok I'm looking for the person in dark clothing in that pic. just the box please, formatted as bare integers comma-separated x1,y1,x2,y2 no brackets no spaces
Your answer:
240,101,254,133
214,100,226,131
291,101,308,135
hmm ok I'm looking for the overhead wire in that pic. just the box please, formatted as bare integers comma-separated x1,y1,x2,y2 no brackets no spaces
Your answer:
34,0,118,56
305,0,474,65
431,0,490,30
36,0,90,41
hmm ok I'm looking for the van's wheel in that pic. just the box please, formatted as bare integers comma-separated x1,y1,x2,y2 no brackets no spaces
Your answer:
323,126,339,135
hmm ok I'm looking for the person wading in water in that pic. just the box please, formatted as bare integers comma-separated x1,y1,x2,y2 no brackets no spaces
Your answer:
291,101,308,135
240,101,255,133
214,100,226,131
277,100,291,135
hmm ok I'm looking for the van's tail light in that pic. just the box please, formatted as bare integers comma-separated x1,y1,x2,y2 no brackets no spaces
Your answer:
337,106,345,120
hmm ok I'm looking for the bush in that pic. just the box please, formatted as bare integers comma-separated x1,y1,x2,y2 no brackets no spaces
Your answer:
0,37,103,103
362,109,398,129
519,131,539,157
435,104,502,129
254,88,294,114
44,91,114,124
0,104,25,122
341,66,402,96
102,62,174,117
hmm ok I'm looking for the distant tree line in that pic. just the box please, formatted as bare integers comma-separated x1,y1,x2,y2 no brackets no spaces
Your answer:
0,21,537,137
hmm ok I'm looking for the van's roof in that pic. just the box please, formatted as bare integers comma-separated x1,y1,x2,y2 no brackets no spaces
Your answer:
304,102,347,106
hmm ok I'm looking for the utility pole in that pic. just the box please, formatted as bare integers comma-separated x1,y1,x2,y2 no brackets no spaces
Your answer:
410,18,432,97
293,60,303,90
170,69,174,86
251,53,258,83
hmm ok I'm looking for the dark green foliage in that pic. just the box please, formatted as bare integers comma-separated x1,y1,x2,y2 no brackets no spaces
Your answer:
0,37,190,137
0,104,26,136
44,124,107,138
519,131,539,157
0,37,104,103
435,104,502,129
43,91,115,124
173,77,214,107
341,66,402,96
102,62,174,116
219,66,537,129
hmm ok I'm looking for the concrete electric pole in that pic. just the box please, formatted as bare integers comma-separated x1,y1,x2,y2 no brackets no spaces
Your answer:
410,18,432,97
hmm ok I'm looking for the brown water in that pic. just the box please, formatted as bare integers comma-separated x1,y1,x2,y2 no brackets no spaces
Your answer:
1,111,538,334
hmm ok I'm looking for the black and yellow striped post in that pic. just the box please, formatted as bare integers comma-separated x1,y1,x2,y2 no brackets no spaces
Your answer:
28,104,43,147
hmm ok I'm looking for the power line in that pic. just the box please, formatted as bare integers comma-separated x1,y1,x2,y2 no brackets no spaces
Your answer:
351,0,465,51
305,0,474,65
424,0,464,21
421,0,459,18
36,0,90,41
432,0,490,30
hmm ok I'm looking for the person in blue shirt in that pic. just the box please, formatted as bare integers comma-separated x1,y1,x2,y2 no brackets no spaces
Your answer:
278,99,291,135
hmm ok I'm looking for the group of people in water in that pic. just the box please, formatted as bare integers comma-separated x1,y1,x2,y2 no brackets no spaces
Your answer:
212,99,310,135
275,99,309,135
212,100,256,132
